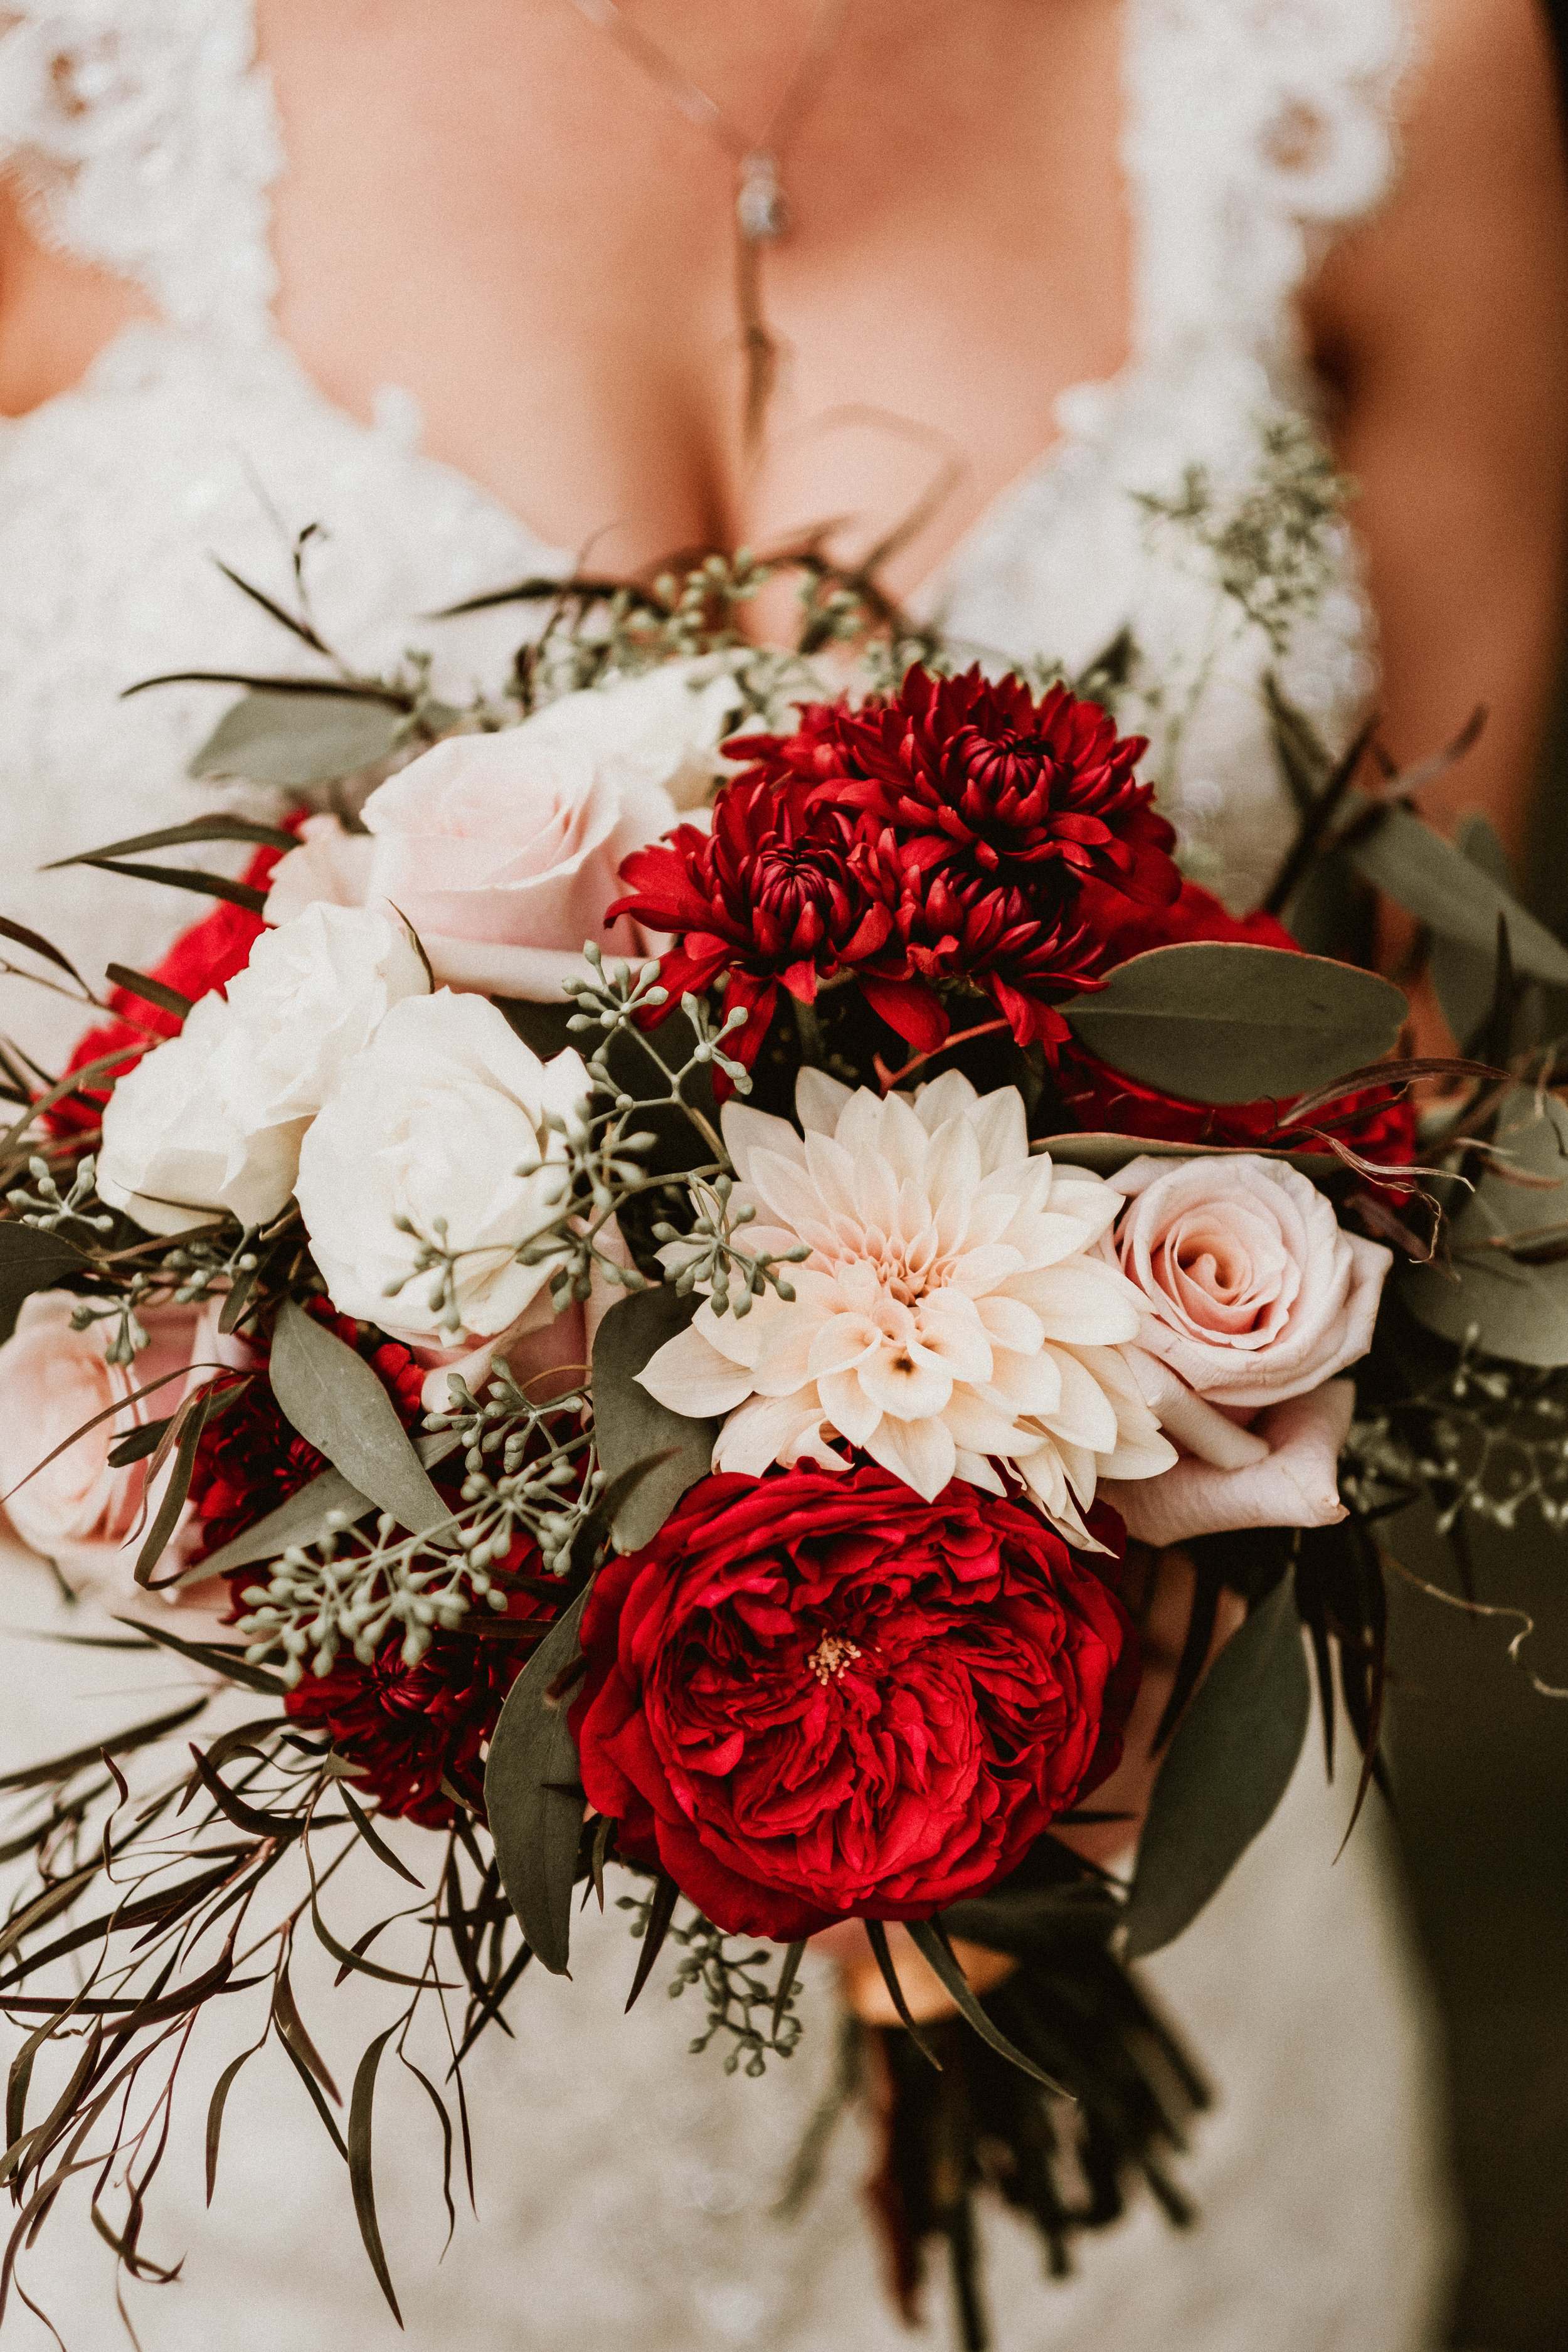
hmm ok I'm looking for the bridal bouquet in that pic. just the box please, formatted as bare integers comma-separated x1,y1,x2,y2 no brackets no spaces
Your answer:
3,534,1567,2347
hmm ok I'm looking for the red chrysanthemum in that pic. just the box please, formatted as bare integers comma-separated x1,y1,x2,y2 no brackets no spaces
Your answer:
572,1464,1137,1942
611,772,942,1078
614,666,1180,1073
1056,879,1419,1170
188,1310,428,1569
50,836,293,1133
283,1601,547,1828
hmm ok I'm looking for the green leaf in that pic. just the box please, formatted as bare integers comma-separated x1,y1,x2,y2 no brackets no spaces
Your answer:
189,690,405,787
1350,805,1568,987
177,1463,372,1586
44,817,297,869
62,859,269,914
268,1300,449,1536
903,1919,1067,2092
484,1586,590,1976
1061,943,1406,1106
103,965,193,1022
1402,1088,1568,1365
0,1225,89,1345
591,1290,718,1553
1428,815,1517,1049
1122,1578,1310,1960
205,2044,258,2205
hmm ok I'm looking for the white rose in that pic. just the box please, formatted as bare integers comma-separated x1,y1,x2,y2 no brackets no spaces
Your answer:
210,901,429,1126
295,990,593,1343
97,906,428,1236
97,996,299,1235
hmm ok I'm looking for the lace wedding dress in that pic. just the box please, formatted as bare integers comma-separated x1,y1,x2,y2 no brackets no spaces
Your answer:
0,4,1456,2346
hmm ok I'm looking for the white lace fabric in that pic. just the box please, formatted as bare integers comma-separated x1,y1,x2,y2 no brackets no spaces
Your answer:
0,5,1455,2349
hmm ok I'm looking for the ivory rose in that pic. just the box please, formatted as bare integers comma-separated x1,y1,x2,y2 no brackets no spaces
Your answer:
97,905,428,1236
1104,1153,1391,1409
295,990,593,1348
0,1293,208,1585
265,664,748,998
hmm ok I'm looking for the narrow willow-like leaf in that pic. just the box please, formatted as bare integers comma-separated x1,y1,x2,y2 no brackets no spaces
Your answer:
269,1299,449,1536
1122,1577,1311,1960
903,1920,1068,2092
204,2044,260,2205
0,1698,208,1794
0,917,88,992
623,1874,679,2013
110,1614,287,1698
863,1920,943,2072
341,1785,423,1888
102,965,193,1022
591,1289,719,1553
44,817,297,869
66,858,269,914
273,1959,340,2106
485,1588,590,1974
134,1387,216,1586
349,2029,404,2327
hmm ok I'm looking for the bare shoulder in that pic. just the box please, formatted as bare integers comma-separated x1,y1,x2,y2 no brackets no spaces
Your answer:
1306,0,1568,366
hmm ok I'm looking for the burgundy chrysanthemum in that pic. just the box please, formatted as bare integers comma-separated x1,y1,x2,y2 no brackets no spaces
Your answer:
283,1601,547,1828
740,665,1177,905
611,773,943,1080
615,666,1179,1072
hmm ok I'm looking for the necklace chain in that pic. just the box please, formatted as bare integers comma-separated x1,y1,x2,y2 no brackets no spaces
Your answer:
567,0,856,447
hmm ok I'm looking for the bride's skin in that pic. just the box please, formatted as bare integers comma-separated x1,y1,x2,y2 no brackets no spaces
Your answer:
1,0,1564,1996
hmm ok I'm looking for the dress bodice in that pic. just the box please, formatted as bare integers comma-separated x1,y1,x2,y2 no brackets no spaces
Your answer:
0,13,1459,2352
0,0,1408,1069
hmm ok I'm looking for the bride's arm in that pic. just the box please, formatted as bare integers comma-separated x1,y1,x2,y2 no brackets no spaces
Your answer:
1303,0,1568,862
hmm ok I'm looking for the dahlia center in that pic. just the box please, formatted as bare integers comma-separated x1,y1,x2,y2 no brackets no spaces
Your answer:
805,1633,862,1685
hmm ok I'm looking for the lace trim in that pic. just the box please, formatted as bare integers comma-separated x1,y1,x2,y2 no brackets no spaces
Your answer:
1126,0,1412,371
0,0,280,341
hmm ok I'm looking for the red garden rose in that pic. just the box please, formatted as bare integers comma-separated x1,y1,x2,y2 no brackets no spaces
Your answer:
571,1464,1138,1942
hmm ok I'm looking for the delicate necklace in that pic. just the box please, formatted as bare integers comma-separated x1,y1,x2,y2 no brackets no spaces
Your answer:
567,0,854,452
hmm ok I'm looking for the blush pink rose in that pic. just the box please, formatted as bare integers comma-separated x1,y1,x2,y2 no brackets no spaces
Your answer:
1102,1379,1357,1547
267,726,683,1000
0,1293,226,1590
1104,1153,1391,1411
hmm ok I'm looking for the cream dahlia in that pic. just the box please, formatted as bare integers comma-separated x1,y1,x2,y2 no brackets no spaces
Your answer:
637,1070,1175,1544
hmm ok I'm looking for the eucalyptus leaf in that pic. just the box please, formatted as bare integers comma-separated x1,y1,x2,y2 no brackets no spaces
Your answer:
484,1585,590,1975
1037,1131,1357,1190
1428,815,1516,1049
591,1290,719,1552
1122,1578,1310,1960
177,1428,464,1587
268,1300,450,1535
1402,1088,1568,1366
189,690,405,787
1351,805,1568,987
0,1226,89,1345
1061,943,1406,1106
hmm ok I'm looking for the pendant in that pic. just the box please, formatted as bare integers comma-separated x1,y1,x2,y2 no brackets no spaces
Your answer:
737,151,789,242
